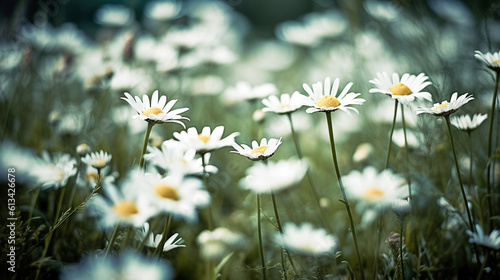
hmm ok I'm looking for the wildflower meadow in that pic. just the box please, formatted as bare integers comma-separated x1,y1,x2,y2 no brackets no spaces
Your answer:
1,0,500,279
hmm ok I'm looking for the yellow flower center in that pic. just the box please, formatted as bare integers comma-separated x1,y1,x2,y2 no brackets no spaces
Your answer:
493,59,500,63
280,104,291,109
363,187,385,200
315,95,340,108
198,134,210,143
113,201,139,217
86,172,99,181
389,83,412,96
93,159,108,168
155,184,180,201
251,146,268,155
433,101,448,111
143,107,163,116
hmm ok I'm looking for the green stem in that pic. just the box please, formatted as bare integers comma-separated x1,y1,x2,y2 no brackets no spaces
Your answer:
104,225,120,257
444,116,474,231
475,251,488,280
325,112,365,280
271,192,296,279
257,194,267,280
486,71,499,231
27,186,41,230
139,122,154,168
121,226,134,250
400,223,406,280
155,214,173,259
201,153,214,230
372,216,383,278
385,100,399,169
401,104,412,198
287,113,332,232
467,131,474,186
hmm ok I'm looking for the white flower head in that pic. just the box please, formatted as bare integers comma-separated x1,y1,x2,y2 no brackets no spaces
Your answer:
369,72,432,104
173,126,239,154
274,223,337,256
241,158,308,193
60,250,173,280
90,179,157,229
343,166,409,225
261,91,307,114
121,90,190,126
474,50,500,71
144,0,182,21
467,224,500,250
81,150,112,169
31,151,77,190
94,4,134,27
136,223,185,252
231,137,282,161
416,92,474,117
450,113,487,132
136,171,210,223
197,227,246,260
223,81,278,104
145,140,218,175
302,77,365,115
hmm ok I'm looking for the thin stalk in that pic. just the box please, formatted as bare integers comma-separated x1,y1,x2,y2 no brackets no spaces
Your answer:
287,113,332,232
121,226,133,250
325,112,365,280
201,153,214,230
444,116,474,231
401,105,412,198
372,216,383,278
467,131,473,185
104,225,120,257
257,194,267,280
155,214,173,258
400,224,406,280
139,122,154,168
27,186,41,229
475,252,488,280
271,192,296,279
385,100,399,169
486,71,499,231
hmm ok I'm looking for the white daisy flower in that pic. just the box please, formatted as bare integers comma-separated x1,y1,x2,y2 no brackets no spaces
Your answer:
196,227,246,260
81,150,112,170
60,250,173,280
78,164,116,189
231,137,282,161
467,224,500,250
369,72,432,104
121,90,190,126
91,180,157,229
343,166,408,225
241,158,308,194
261,91,307,114
76,143,92,156
30,151,77,190
416,92,474,117
223,81,278,104
474,50,500,71
136,222,185,252
274,222,337,256
134,171,210,223
94,4,134,27
302,77,365,115
450,113,488,132
173,126,239,154
145,140,218,175
144,0,182,21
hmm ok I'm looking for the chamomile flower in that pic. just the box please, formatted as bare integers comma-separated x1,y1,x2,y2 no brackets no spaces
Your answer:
31,151,77,190
81,150,112,170
450,113,488,132
416,92,474,117
121,90,190,126
369,72,432,104
261,92,307,114
223,81,278,104
173,126,239,154
91,180,157,229
343,166,408,225
197,227,246,260
231,137,282,161
135,171,210,223
241,158,308,193
302,77,365,115
60,250,173,280
274,222,337,256
145,140,218,175
136,223,185,252
474,50,500,71
467,224,500,250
